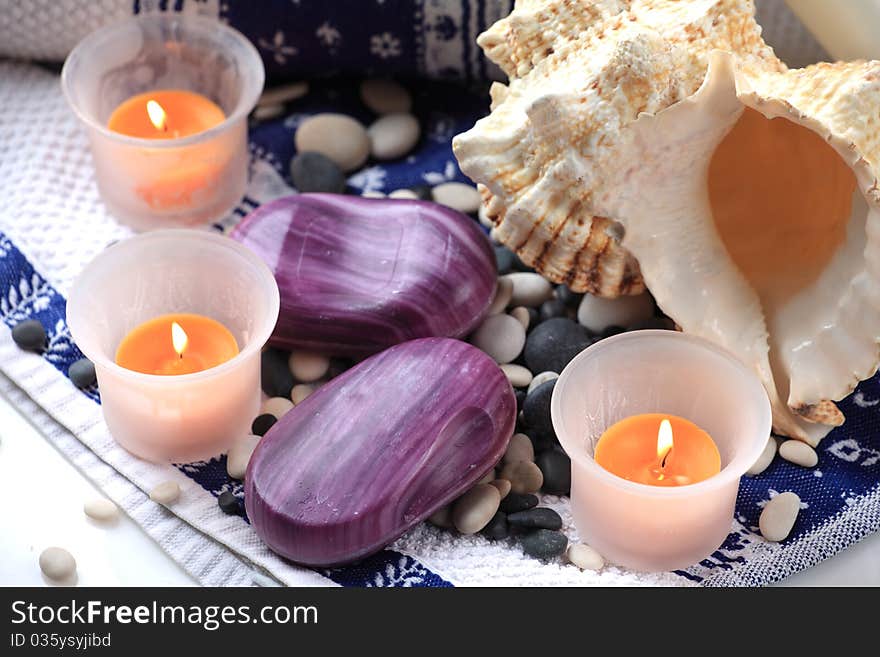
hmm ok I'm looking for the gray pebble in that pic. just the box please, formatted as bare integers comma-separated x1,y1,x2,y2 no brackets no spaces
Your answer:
360,79,412,115
290,151,346,193
470,314,526,364
746,436,778,476
83,498,119,522
260,396,294,419
779,440,818,468
500,460,543,494
502,273,554,308
510,306,530,330
288,351,330,383
487,277,514,315
759,491,801,542
452,484,501,534
294,113,369,172
12,319,46,351
500,364,533,388
39,547,76,581
577,292,654,333
520,529,567,560
149,481,180,505
368,113,420,160
502,433,535,465
227,434,262,480
567,543,605,571
527,371,559,394
69,358,96,388
431,182,481,214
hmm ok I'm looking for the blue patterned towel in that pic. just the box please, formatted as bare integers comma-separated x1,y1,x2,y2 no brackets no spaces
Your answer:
0,1,877,586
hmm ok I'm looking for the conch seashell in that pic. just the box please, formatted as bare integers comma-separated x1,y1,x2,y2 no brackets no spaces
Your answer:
453,0,880,444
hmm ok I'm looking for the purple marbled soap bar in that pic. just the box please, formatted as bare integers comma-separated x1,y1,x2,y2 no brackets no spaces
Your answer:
231,193,497,356
245,337,516,567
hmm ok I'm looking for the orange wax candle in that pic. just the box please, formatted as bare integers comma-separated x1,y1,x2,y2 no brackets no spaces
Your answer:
594,413,721,487
115,313,239,376
107,89,225,139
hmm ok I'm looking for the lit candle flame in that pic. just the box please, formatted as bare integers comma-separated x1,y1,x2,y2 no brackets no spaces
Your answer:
146,99,167,132
657,419,674,469
171,321,188,358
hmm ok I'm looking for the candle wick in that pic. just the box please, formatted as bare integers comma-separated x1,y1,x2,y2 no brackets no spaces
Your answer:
660,448,671,470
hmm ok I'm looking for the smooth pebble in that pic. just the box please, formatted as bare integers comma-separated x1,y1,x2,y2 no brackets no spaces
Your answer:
362,190,386,198
218,490,240,515
360,79,412,115
261,347,294,398
539,298,568,322
500,364,533,388
470,314,526,364
520,529,567,560
290,151,346,194
507,507,562,530
227,434,262,480
251,413,277,436
502,433,535,465
253,104,286,121
567,543,605,571
431,182,481,214
779,440,818,468
288,351,330,382
83,498,119,522
452,484,502,534
388,188,419,199
368,113,420,160
577,292,654,333
258,81,309,107
487,277,514,315
746,436,778,476
68,358,96,389
428,506,453,529
477,469,495,485
500,460,543,494
510,306,530,330
522,380,557,443
502,273,554,308
489,478,511,499
149,481,180,505
12,319,46,351
480,511,509,540
294,113,369,172
260,396,294,419
500,492,538,514
291,383,315,404
759,491,801,542
524,318,593,374
39,547,76,581
527,371,559,394
536,449,571,495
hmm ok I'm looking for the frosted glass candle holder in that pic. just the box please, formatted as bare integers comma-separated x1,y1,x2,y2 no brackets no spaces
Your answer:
61,14,264,231
67,230,279,463
551,330,771,572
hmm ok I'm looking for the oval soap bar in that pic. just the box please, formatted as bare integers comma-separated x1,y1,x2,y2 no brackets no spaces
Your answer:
245,338,516,566
231,193,496,356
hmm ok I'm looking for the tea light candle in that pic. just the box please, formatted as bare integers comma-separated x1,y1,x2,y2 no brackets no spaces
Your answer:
61,14,264,231
551,330,771,572
67,230,279,463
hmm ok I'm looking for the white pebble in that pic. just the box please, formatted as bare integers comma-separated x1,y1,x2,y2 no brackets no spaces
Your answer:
39,547,76,581
149,481,180,505
294,113,370,172
83,498,119,522
291,383,315,405
759,491,801,542
779,440,818,468
368,113,421,160
432,182,481,214
470,314,526,364
389,188,419,199
360,79,412,115
362,190,386,198
451,484,501,534
253,104,285,121
500,363,533,388
227,434,262,480
567,543,605,571
503,432,535,465
487,277,514,315
258,81,309,107
528,371,559,394
746,436,778,476
510,306,530,330
502,272,554,308
288,351,330,382
260,396,294,419
577,291,654,333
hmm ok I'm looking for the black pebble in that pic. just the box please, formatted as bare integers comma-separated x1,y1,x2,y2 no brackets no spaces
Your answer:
514,388,527,412
68,358,96,389
410,184,433,201
539,298,568,323
522,379,557,443
526,307,539,330
251,413,277,436
523,317,593,374
520,529,568,560
481,511,509,540
494,246,515,275
500,492,538,514
290,151,346,194
601,325,626,338
512,253,531,272
507,507,563,531
629,316,676,331
536,449,571,495
12,319,46,352
217,491,240,515
555,285,583,308
261,347,294,398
